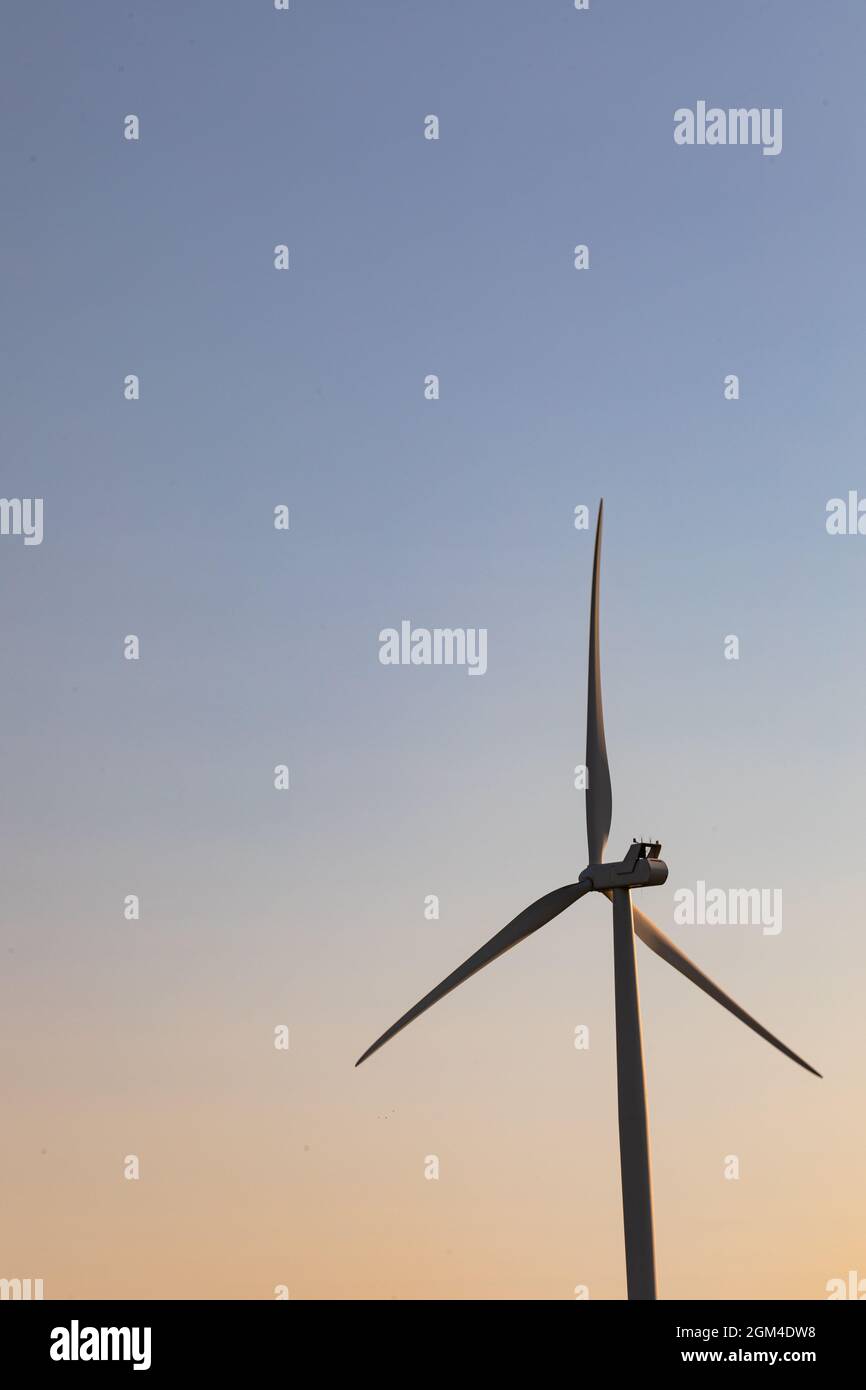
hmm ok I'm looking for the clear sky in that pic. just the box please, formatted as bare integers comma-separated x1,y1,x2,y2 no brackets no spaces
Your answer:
2,0,864,1299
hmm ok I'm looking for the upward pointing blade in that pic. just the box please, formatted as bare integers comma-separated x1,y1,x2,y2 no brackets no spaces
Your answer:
356,881,592,1066
631,902,822,1078
586,500,613,864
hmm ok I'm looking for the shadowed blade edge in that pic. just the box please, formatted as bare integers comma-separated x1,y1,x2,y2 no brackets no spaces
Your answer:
630,902,821,1078
356,881,593,1066
586,500,612,864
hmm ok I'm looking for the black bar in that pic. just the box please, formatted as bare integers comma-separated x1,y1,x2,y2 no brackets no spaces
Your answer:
4,1298,858,1374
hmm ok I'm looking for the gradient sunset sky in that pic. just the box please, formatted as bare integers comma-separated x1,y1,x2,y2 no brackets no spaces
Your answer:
2,1,865,1299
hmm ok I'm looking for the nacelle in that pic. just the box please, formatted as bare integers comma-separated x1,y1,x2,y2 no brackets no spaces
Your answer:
580,840,668,892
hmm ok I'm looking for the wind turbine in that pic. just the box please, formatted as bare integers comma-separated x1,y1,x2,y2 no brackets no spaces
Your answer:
356,500,821,1300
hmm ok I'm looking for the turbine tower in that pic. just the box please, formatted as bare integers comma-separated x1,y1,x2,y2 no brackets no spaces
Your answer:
356,500,820,1300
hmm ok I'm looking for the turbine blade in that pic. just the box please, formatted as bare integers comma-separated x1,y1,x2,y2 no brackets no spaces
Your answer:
630,903,821,1078
586,500,612,864
356,882,592,1066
